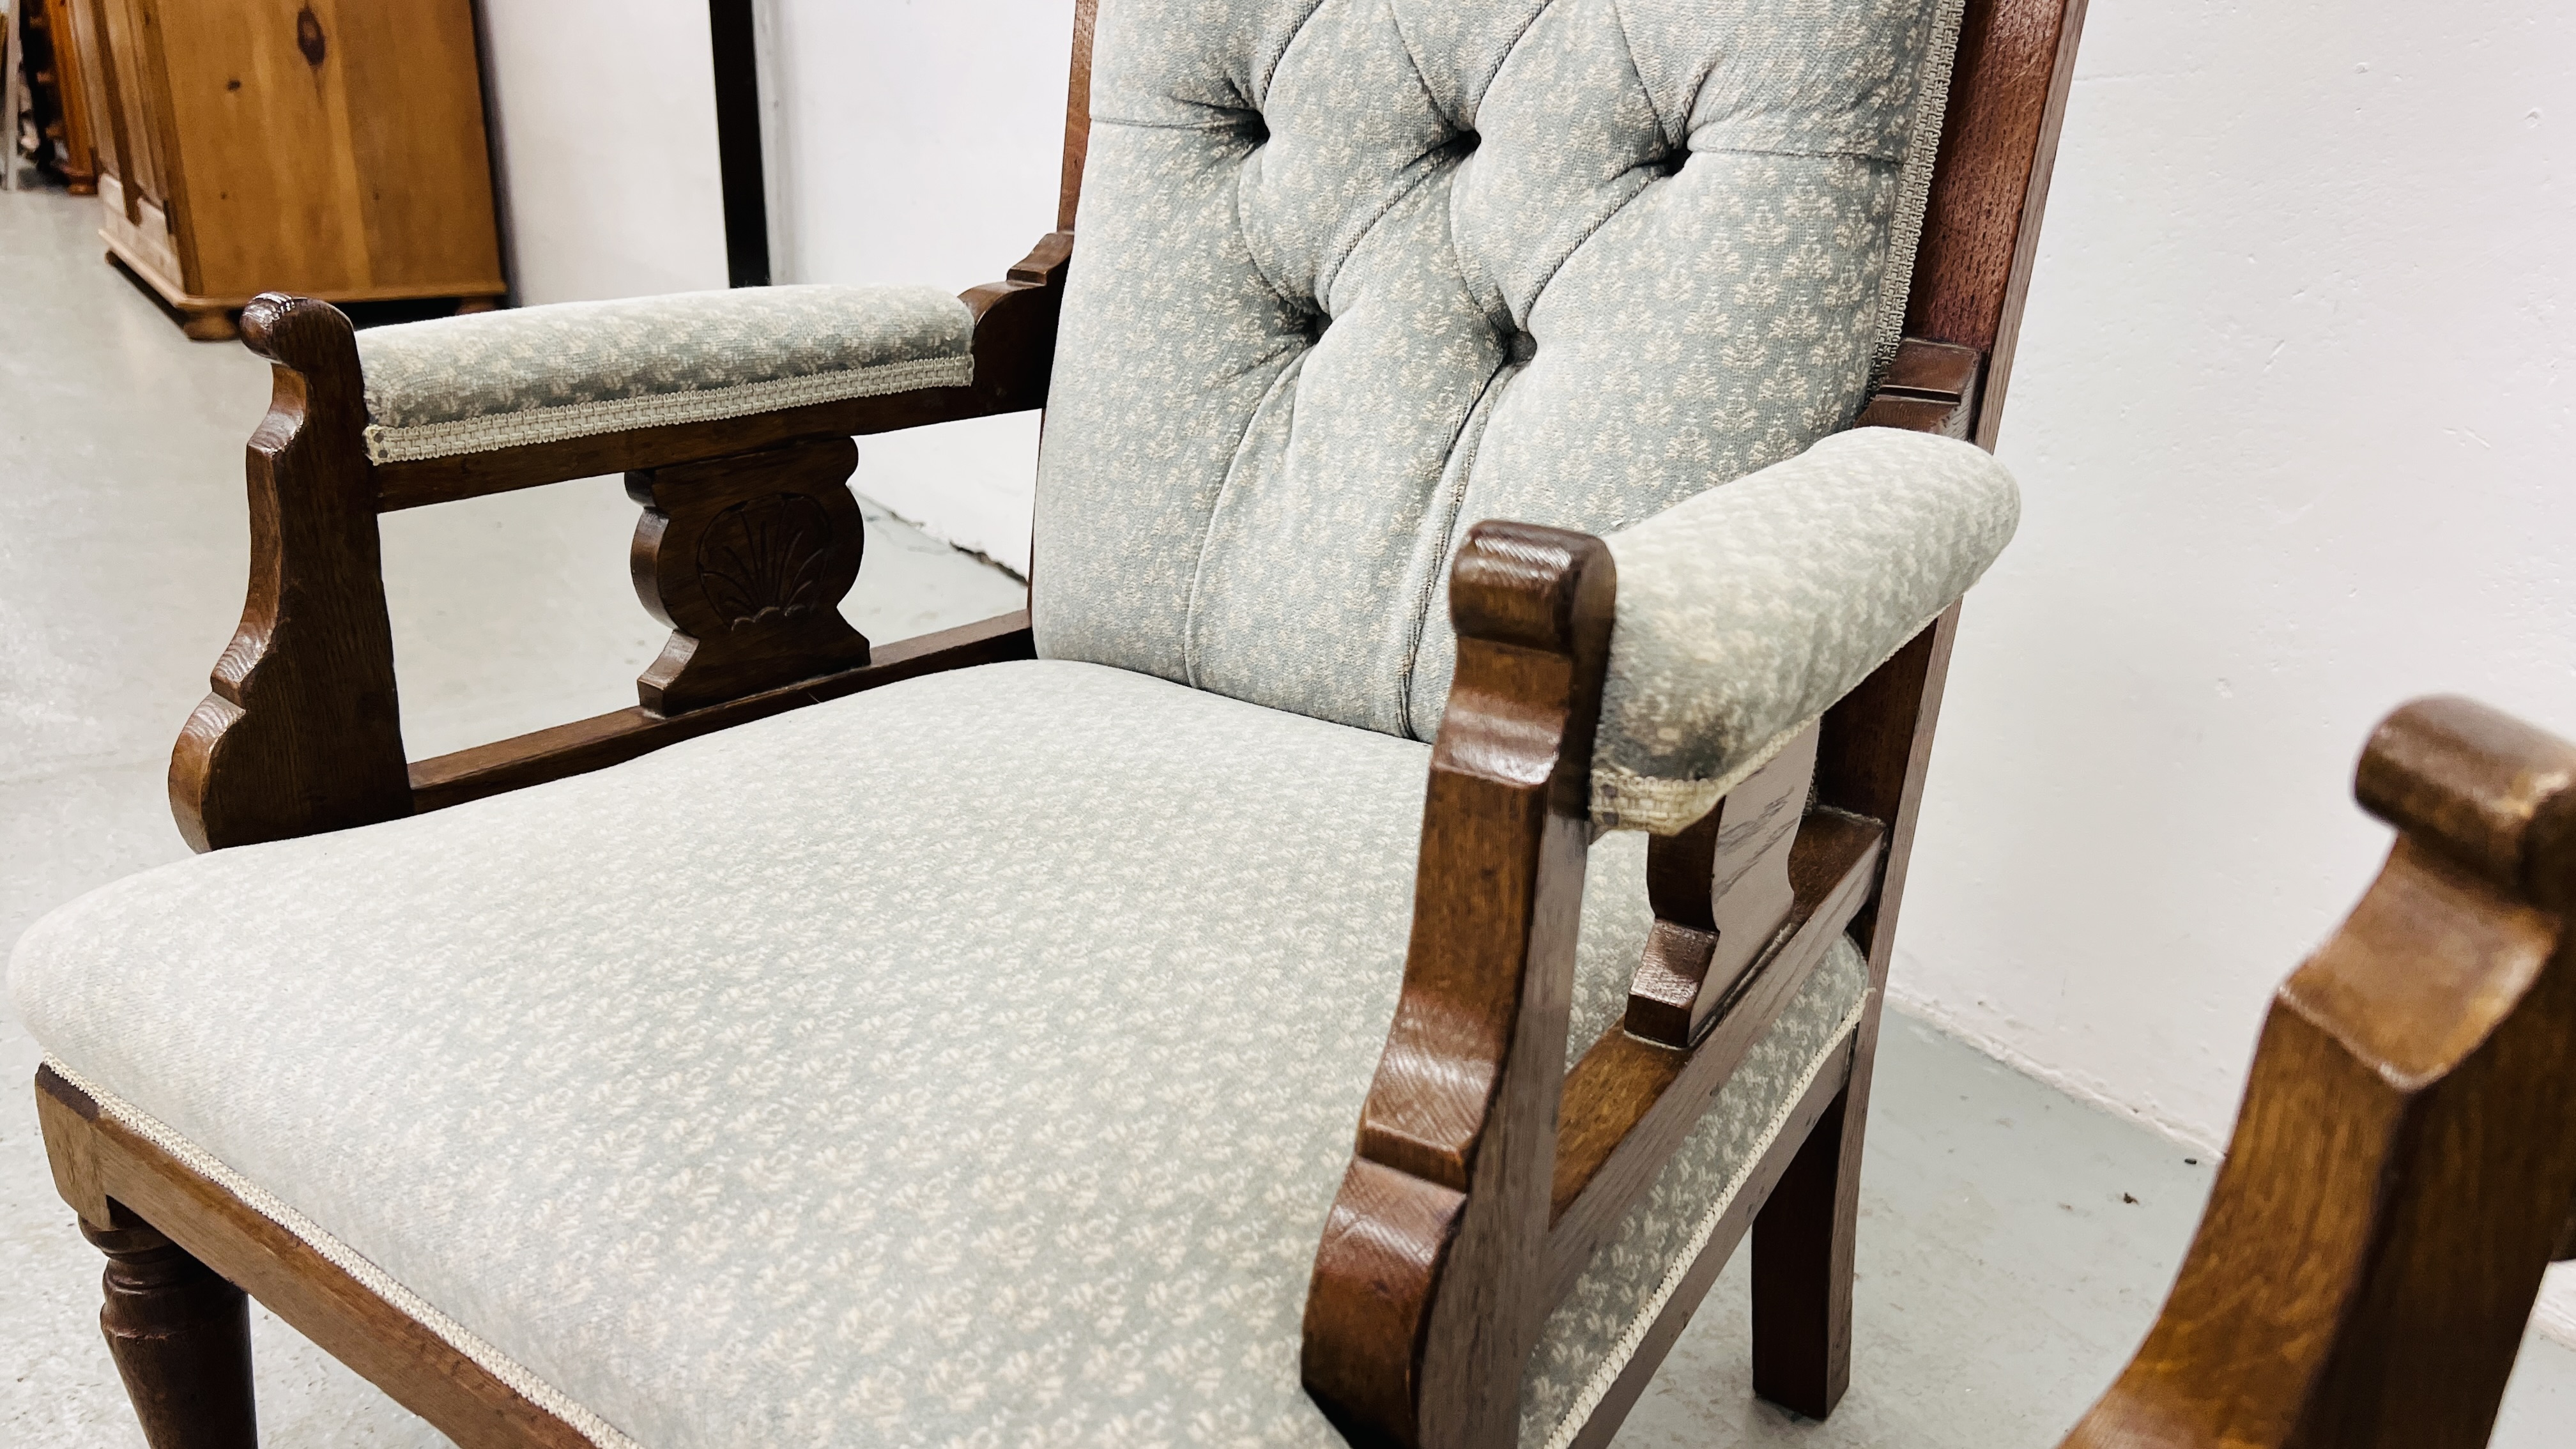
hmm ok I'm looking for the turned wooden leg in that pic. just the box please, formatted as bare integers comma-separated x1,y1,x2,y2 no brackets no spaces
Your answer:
83,1218,259,1448
1749,1084,1860,1418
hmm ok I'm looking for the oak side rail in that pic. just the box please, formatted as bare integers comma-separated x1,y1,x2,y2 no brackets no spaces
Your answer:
171,233,1070,853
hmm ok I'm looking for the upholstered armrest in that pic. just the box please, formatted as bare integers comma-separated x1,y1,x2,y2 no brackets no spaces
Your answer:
353,284,974,464
1590,427,2020,833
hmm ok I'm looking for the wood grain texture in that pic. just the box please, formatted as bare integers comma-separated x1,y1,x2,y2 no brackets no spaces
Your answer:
1549,810,1882,1308
407,612,1036,814
39,1068,592,1449
1906,0,2091,448
1855,337,1983,440
375,231,1073,511
78,0,188,290
1304,523,1616,1449
1058,0,1098,230
88,0,503,312
627,436,872,714
2062,697,2576,1449
1627,723,1820,1047
83,1215,258,1449
169,293,410,852
169,224,1062,844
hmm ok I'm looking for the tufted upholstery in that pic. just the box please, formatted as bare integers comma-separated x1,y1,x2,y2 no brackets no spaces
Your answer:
1032,0,1963,744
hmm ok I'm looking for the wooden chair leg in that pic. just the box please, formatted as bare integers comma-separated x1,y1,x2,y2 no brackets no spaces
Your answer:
1749,1082,1862,1419
82,1216,259,1449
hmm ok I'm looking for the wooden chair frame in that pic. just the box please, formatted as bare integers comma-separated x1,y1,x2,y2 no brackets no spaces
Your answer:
2062,698,2576,1449
34,2,2091,1445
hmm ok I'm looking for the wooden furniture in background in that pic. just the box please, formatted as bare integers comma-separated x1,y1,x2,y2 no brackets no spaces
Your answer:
56,0,503,340
2061,696,2576,1449
11,0,99,190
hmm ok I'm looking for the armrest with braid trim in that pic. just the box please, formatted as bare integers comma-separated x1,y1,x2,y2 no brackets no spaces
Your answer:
354,284,975,464
1591,427,2021,834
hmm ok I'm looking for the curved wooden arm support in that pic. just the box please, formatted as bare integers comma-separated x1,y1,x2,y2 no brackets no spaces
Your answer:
2063,697,2576,1449
171,295,413,852
1303,337,1999,1443
1304,522,1615,1449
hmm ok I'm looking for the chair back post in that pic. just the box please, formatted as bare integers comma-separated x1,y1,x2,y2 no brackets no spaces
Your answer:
2065,698,2576,1449
1906,0,2091,450
1057,0,1096,233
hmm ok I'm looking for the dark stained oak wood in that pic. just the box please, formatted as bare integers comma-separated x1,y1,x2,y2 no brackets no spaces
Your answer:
84,1215,257,1449
1304,522,1615,1449
1908,0,2091,448
40,1068,592,1449
169,294,411,852
2061,698,2576,1449
1857,337,1984,440
1749,1084,1857,1417
171,227,1063,848
627,436,873,714
408,612,1036,814
1058,0,1098,231
1548,811,1882,1308
1627,723,1820,1048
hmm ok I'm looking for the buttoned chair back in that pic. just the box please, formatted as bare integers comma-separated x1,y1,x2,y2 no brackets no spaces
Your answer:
1032,0,1965,738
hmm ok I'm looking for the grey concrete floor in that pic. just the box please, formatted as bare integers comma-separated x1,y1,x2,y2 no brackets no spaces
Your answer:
5,181,2573,1445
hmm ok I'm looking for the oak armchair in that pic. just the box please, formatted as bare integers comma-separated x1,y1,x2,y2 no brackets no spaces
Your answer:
10,1,2089,1446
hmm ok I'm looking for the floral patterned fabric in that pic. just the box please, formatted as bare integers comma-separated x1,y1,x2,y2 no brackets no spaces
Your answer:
1594,427,2021,833
353,285,973,464
1031,0,1962,756
12,660,1869,1448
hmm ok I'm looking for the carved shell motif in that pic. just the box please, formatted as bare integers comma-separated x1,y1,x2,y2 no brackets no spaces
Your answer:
696,493,836,631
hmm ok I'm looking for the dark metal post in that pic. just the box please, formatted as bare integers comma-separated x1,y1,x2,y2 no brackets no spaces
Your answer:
708,0,769,287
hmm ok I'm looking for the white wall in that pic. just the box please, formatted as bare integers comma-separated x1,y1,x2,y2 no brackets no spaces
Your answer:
475,0,1057,567
475,0,729,303
1896,0,2576,1335
760,1,1067,572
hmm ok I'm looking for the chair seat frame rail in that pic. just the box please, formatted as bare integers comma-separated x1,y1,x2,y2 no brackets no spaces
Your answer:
36,0,2092,1445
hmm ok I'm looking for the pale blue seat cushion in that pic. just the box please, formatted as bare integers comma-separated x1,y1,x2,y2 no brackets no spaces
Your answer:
353,284,973,463
12,660,1867,1448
